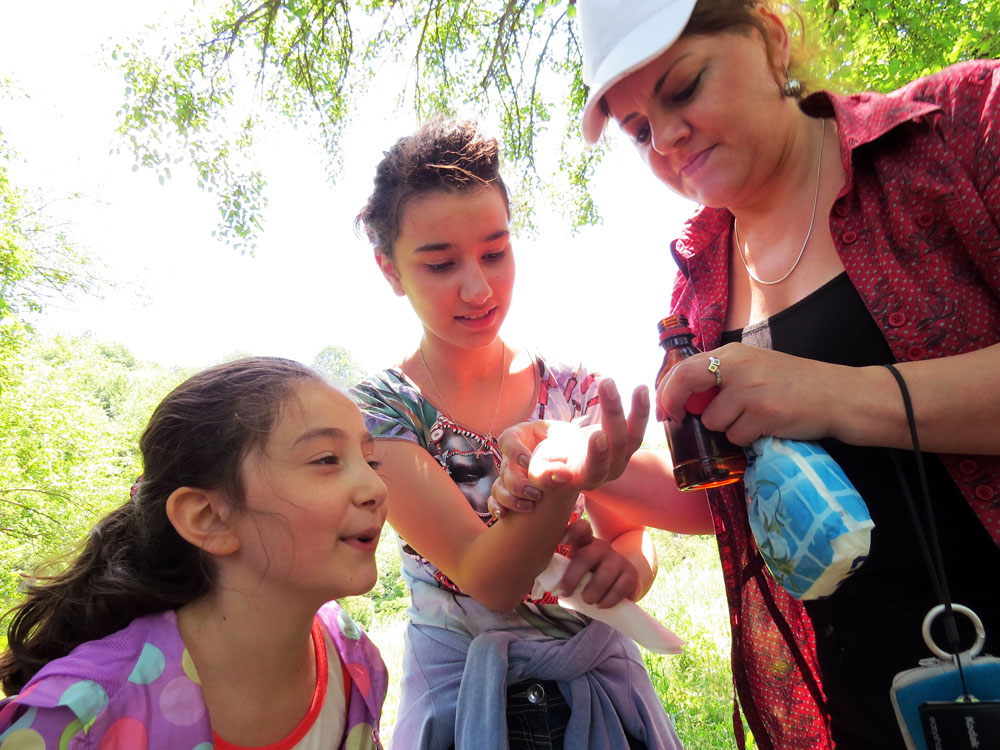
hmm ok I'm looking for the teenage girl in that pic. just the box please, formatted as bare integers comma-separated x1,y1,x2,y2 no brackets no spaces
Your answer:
0,357,389,749
353,117,705,749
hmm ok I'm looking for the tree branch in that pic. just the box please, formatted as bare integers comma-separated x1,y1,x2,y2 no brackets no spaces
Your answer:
0,490,63,524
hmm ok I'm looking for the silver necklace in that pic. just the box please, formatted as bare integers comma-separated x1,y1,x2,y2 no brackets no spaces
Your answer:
418,345,506,458
733,118,826,286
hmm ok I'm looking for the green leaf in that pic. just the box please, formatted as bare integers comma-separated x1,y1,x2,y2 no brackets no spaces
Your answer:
108,0,1000,249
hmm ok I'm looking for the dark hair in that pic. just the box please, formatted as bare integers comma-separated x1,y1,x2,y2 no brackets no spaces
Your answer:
0,356,321,695
356,116,510,257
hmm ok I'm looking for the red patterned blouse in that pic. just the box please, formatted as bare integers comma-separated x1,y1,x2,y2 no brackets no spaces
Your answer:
669,60,1000,750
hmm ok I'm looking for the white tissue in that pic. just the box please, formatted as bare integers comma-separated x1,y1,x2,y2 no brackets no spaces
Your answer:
531,553,685,654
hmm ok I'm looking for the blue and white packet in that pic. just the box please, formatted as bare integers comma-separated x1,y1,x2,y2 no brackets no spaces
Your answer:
743,436,874,600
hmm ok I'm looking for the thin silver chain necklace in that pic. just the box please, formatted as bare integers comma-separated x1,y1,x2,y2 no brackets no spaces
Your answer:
418,344,506,457
733,118,827,286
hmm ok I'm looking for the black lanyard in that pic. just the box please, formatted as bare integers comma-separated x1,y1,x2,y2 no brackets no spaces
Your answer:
883,363,972,698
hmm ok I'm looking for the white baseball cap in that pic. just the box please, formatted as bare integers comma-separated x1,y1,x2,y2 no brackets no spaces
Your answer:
579,0,699,144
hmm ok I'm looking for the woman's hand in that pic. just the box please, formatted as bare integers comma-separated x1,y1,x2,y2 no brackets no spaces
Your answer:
488,379,649,516
656,343,846,446
553,520,640,607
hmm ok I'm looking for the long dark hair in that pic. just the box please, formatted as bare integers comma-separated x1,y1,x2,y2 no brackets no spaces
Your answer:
0,356,321,695
356,115,510,258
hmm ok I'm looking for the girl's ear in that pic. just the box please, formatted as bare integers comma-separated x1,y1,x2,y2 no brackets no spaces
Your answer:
374,249,407,297
166,487,241,556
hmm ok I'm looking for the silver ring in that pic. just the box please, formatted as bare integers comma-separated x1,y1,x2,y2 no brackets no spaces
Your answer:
707,356,722,386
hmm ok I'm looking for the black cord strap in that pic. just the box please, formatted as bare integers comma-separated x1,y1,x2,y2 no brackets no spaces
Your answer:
882,364,971,697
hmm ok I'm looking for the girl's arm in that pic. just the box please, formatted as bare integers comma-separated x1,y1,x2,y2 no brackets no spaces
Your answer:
582,500,657,602
377,438,584,611
379,378,640,611
584,450,714,534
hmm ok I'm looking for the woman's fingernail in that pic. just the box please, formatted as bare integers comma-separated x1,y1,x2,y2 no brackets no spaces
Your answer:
550,473,569,484
639,387,649,407
518,453,530,468
516,500,534,511
596,433,609,452
524,486,542,501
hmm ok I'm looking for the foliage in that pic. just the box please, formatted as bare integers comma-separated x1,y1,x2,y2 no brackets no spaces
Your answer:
112,0,1000,249
340,523,411,628
817,0,1000,92
312,344,369,389
0,87,98,367
641,531,749,748
1,84,142,645
112,0,595,249
0,335,189,622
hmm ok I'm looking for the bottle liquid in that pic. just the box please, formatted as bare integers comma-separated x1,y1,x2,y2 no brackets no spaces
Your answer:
656,315,746,491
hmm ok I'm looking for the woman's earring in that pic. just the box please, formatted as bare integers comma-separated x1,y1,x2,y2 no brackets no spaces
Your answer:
782,66,802,98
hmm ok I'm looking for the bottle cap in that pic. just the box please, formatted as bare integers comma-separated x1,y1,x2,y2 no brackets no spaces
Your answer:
658,315,692,342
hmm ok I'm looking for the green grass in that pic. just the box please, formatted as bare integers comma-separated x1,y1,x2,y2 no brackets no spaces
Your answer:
352,528,753,749
639,532,754,749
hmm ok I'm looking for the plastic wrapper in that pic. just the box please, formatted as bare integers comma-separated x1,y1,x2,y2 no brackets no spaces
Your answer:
744,436,874,600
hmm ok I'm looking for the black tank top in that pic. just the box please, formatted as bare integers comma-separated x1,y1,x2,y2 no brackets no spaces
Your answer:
721,272,1000,748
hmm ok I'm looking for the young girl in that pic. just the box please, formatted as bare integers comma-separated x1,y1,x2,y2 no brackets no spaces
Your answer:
0,357,389,749
353,117,699,749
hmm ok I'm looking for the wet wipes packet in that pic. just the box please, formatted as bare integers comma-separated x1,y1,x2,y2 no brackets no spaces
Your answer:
743,437,874,600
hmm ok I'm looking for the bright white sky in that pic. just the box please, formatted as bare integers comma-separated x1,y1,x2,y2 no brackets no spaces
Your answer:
1,0,696,441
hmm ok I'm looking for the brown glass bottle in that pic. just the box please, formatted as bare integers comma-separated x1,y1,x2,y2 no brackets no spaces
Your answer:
656,315,746,491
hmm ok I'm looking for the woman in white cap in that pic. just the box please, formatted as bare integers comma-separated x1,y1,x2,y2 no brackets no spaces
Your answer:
494,1,1000,748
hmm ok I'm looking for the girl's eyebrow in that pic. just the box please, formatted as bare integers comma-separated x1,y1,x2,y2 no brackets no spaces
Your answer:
293,427,346,445
415,242,452,253
294,427,375,447
416,230,507,252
